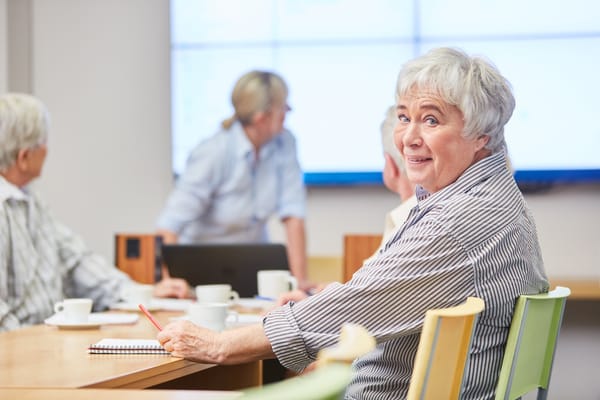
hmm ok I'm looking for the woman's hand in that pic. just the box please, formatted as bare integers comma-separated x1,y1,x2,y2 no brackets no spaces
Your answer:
158,320,222,363
158,322,273,365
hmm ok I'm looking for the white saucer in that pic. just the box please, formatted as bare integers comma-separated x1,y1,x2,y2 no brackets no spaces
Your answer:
44,314,99,329
49,322,101,330
45,312,139,330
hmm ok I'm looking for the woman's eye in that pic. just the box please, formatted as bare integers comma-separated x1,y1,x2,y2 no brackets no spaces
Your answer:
424,116,438,125
398,114,409,123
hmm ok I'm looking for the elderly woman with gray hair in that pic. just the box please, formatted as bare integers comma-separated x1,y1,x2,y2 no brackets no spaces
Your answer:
158,48,548,399
156,70,309,289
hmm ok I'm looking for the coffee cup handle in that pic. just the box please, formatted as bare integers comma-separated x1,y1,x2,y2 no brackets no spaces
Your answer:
54,302,64,313
230,290,240,303
288,276,298,291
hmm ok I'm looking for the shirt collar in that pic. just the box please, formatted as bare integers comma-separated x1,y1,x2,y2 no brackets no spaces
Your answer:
0,175,29,203
415,152,509,206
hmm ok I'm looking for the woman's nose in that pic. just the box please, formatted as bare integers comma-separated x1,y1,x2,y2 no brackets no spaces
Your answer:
402,122,422,147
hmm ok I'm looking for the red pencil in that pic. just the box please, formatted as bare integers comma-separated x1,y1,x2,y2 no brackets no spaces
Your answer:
138,303,163,331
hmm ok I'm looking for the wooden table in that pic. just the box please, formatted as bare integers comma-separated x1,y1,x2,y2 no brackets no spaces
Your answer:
0,310,261,390
0,388,243,400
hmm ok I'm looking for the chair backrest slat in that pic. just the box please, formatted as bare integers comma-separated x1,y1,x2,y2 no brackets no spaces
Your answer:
408,296,485,400
495,286,570,400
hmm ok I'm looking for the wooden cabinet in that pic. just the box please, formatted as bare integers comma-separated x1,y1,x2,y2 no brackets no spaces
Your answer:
114,233,163,284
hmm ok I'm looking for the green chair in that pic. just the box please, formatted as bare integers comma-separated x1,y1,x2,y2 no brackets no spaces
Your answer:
241,363,352,400
495,286,571,400
407,297,486,400
242,323,375,400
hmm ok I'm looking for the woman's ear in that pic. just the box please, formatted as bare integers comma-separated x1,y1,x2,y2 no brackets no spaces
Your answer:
475,135,490,151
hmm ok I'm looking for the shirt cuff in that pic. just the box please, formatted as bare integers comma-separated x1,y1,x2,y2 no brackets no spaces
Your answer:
263,303,314,372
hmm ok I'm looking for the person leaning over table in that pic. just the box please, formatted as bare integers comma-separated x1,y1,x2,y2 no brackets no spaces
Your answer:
0,93,191,332
155,70,310,290
157,47,549,400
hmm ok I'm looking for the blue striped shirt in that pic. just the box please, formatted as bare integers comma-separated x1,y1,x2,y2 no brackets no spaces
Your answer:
264,152,548,400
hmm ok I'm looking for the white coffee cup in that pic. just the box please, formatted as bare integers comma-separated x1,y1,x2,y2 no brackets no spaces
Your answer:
257,270,298,300
195,284,240,304
187,302,238,332
53,298,93,323
123,284,154,306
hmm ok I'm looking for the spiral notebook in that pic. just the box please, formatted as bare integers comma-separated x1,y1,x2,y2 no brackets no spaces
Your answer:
88,338,169,355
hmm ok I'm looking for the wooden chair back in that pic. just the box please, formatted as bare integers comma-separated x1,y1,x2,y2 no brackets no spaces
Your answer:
407,297,486,400
342,234,382,282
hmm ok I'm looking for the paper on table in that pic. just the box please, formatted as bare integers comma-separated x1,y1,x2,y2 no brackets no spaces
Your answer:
236,298,275,309
149,298,195,311
172,313,263,326
111,298,194,312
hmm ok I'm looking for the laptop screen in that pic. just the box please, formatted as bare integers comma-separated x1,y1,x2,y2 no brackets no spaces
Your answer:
161,243,289,297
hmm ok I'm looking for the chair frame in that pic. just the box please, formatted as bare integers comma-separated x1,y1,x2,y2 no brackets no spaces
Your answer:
407,297,486,400
494,286,571,400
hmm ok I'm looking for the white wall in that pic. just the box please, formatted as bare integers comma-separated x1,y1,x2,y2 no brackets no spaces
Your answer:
524,184,600,278
0,0,6,93
28,0,174,261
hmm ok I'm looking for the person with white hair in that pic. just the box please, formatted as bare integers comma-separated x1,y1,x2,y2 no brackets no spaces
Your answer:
0,93,190,332
156,47,548,399
378,104,417,245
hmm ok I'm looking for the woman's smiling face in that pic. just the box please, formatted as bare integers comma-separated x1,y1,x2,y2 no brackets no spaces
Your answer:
394,90,490,193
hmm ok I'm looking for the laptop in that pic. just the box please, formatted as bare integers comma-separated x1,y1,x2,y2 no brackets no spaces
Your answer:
161,243,289,298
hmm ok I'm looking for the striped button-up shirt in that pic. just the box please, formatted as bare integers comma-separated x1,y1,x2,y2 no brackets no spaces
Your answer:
0,176,134,331
264,152,548,400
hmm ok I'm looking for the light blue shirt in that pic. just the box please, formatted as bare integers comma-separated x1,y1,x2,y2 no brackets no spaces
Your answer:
156,122,306,244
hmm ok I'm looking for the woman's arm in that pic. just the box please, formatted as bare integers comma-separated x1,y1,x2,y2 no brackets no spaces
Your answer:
157,321,275,364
